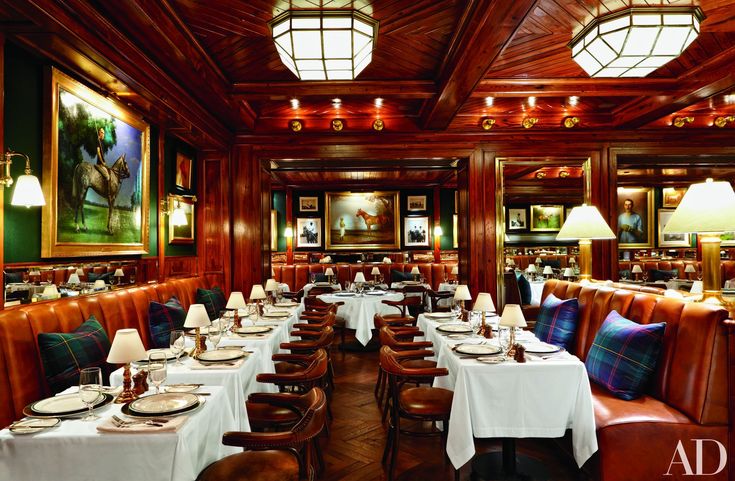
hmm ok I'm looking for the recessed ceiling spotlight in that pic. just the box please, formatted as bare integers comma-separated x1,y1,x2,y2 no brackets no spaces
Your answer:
485,96,494,107
568,96,579,107
290,98,300,109
528,96,536,108
374,97,384,107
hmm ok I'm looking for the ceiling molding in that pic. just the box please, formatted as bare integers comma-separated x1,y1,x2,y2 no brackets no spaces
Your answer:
232,80,437,100
475,78,679,97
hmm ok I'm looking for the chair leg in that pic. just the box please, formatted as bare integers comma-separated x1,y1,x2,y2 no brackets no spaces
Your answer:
374,367,383,399
314,437,325,474
382,421,394,465
388,416,400,481
381,390,391,423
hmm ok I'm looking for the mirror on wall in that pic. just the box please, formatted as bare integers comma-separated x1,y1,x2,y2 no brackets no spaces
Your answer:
495,157,590,311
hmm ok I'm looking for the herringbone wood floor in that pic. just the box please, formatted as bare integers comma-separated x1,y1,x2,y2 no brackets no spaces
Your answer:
320,334,584,481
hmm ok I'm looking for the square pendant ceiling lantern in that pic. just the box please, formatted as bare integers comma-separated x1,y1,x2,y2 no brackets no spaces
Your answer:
569,6,703,78
269,10,379,81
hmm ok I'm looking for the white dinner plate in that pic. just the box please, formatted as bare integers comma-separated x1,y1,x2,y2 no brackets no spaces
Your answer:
275,301,299,307
455,344,503,356
425,312,457,319
129,393,199,415
9,417,61,434
522,342,563,354
401,280,421,285
196,349,247,362
437,324,473,334
234,326,272,335
26,392,112,417
365,291,385,296
334,292,355,297
165,383,203,393
135,348,182,363
263,311,290,318
313,282,331,286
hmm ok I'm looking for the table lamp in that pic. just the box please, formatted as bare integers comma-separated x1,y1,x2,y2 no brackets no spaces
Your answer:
450,265,459,283
534,257,542,269
325,267,335,284
67,272,81,285
93,279,106,291
542,265,554,279
473,292,496,338
556,204,616,282
410,266,420,282
226,291,247,328
371,266,381,282
113,268,124,288
631,265,643,281
563,267,575,280
42,285,59,300
30,269,41,285
663,179,735,304
499,304,527,356
249,285,267,321
382,257,391,264
107,328,146,403
265,278,279,304
184,304,211,357
454,284,472,321
505,258,515,267
526,264,537,279
684,264,697,280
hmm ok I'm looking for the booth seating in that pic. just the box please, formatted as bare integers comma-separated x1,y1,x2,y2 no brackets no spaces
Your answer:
272,263,457,292
541,280,731,481
507,254,574,271
0,276,211,428
618,260,735,287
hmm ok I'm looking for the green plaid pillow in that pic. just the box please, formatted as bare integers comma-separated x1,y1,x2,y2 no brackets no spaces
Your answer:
38,317,112,394
196,286,226,320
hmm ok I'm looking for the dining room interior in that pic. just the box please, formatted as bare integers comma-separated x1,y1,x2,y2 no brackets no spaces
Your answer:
0,1,734,480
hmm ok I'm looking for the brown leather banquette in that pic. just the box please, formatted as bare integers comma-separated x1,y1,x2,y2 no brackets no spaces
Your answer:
618,260,735,287
272,262,457,292
0,276,211,428
541,280,731,481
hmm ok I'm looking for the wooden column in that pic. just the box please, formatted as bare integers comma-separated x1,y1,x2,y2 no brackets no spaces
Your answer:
197,149,231,292
433,186,441,262
285,188,293,264
157,131,165,282
0,34,4,310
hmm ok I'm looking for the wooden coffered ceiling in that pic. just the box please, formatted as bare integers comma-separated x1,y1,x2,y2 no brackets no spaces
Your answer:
2,0,735,148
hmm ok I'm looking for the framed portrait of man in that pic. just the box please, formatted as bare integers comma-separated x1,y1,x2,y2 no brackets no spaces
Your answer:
617,187,654,248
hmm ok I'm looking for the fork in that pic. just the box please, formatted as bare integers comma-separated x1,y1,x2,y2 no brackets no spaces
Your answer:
112,415,165,426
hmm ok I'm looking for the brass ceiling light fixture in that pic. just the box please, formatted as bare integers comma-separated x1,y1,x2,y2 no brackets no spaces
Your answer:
289,119,303,132
563,116,580,128
714,116,734,128
522,117,538,129
672,116,693,128
481,118,495,130
372,118,384,131
559,170,570,178
331,119,344,131
535,171,547,179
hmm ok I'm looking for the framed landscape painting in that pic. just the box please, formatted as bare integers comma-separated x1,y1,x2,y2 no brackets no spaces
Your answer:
529,205,564,232
296,218,322,248
42,68,150,257
657,209,690,248
169,196,195,244
325,191,399,249
299,196,318,212
616,187,654,248
404,216,429,247
662,187,687,208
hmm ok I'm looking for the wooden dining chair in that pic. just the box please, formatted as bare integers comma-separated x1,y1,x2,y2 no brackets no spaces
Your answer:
281,288,305,304
381,295,422,322
426,289,454,312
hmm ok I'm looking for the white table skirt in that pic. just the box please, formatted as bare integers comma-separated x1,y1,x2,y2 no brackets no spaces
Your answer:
0,386,238,481
319,292,403,345
416,315,598,471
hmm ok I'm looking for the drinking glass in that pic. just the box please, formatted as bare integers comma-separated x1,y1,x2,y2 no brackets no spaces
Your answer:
22,271,29,283
148,351,167,395
169,330,185,365
498,327,513,353
209,320,223,350
443,272,448,284
78,367,102,421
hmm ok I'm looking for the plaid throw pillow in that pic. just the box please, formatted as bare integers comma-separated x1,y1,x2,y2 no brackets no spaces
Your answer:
196,286,226,320
37,317,111,394
534,294,578,350
148,296,186,348
585,311,666,400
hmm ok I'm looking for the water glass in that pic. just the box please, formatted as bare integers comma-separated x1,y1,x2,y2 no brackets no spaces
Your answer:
169,330,185,365
148,351,167,395
209,320,223,349
79,367,102,421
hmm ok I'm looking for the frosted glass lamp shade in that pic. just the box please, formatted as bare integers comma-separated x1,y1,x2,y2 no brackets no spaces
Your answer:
67,273,81,284
499,304,527,328
171,205,188,226
451,266,458,275
76,268,85,276
249,285,267,300
631,265,643,274
543,266,554,275
371,267,381,275
107,329,146,364
684,264,696,273
325,268,335,277
354,272,366,283
454,284,472,301
184,304,211,328
557,204,615,240
410,267,420,275
11,173,45,207
265,278,279,292
226,292,247,309
526,264,537,274
663,179,735,234
473,292,495,312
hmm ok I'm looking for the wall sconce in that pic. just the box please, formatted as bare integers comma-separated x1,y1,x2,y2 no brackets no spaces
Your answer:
535,171,546,179
434,225,443,237
289,119,303,132
284,226,294,238
714,116,734,128
563,116,580,128
372,119,384,131
481,118,495,130
161,194,196,226
521,117,538,129
0,150,45,207
672,116,694,128
331,119,344,132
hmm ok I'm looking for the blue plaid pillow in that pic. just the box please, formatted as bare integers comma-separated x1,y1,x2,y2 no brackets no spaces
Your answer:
196,286,226,320
148,296,186,348
534,293,578,350
585,311,666,400
38,317,111,394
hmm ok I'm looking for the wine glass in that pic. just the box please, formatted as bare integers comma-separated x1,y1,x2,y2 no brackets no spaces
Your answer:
209,320,223,350
443,272,448,284
169,330,185,365
498,327,513,353
148,351,167,395
78,367,102,421
22,271,29,284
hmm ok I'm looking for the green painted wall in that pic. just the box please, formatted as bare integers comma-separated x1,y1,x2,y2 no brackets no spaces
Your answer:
273,190,287,252
164,136,196,256
439,189,456,250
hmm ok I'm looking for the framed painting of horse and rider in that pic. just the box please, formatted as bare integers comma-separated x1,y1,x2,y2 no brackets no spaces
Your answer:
325,191,400,250
41,68,150,257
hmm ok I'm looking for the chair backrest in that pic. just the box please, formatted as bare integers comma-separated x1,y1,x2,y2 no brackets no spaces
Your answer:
427,289,453,312
285,327,335,352
502,272,523,309
307,286,333,297
289,387,328,443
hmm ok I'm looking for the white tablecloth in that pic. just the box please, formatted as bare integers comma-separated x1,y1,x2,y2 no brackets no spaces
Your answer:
416,315,598,471
303,283,341,296
0,386,238,481
318,292,403,345
530,280,546,306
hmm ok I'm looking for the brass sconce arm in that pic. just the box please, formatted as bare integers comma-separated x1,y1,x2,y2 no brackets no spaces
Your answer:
0,150,32,186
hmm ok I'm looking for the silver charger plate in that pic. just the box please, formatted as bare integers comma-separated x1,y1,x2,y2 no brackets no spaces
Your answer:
455,344,503,356
523,342,563,354
196,349,246,362
437,324,473,334
128,392,200,416
234,326,272,335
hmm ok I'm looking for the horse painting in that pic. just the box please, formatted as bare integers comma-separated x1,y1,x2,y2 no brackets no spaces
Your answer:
356,208,391,230
71,154,131,234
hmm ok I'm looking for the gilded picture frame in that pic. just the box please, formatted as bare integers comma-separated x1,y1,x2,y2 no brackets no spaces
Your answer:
42,68,150,257
617,187,654,248
168,195,195,245
404,216,430,247
529,205,564,232
325,191,400,250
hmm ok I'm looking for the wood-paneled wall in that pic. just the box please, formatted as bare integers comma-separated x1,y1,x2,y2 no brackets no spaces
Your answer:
197,150,231,291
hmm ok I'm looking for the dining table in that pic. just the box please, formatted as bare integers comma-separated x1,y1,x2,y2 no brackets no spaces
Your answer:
416,313,598,475
318,291,403,345
0,385,238,481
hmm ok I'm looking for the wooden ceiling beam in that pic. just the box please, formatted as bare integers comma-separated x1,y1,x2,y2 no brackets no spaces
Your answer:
419,0,538,130
232,80,437,100
474,78,679,97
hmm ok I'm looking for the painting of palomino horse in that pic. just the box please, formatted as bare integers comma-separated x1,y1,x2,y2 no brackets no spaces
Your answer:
326,191,399,250
42,68,150,257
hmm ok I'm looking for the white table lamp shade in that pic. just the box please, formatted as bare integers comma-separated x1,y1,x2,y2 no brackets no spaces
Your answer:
451,266,458,275
454,284,472,301
526,264,537,273
29,270,40,276
473,292,495,312
663,179,735,234
67,273,80,284
42,285,59,297
354,272,367,283
556,204,615,240
184,304,211,328
107,328,146,364
264,278,279,292
563,267,574,277
499,304,527,328
684,264,696,273
690,281,704,294
631,265,643,274
226,291,247,309
505,258,513,265
543,265,554,275
410,266,420,275
535,257,542,264
569,257,576,264
76,268,84,276
371,267,381,275
325,268,335,277
382,257,391,264
93,279,106,289
114,268,124,277
249,284,267,300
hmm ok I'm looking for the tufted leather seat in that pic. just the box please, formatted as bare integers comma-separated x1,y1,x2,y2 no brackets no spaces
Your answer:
197,450,299,481
618,259,735,287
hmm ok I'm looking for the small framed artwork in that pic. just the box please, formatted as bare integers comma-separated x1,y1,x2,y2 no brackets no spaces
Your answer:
453,214,458,248
169,196,195,244
657,209,690,247
662,187,687,208
530,205,564,232
407,195,427,212
299,196,318,212
296,218,321,248
507,208,527,231
617,187,654,248
404,216,430,247
175,152,193,191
